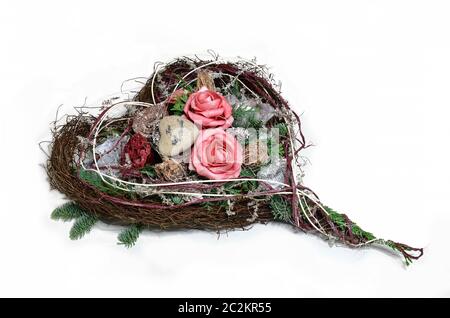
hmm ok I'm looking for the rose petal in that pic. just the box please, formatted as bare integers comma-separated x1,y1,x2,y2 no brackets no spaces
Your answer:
222,99,232,118
199,107,224,118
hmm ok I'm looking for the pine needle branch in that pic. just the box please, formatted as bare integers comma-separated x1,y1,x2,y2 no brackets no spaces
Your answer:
69,214,98,240
270,195,291,222
51,202,85,222
117,224,142,248
324,205,376,241
79,169,123,196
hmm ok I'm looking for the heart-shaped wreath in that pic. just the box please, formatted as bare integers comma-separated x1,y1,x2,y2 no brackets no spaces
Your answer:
44,54,423,265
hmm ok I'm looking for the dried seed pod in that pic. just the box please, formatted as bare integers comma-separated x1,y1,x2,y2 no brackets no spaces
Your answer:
154,159,186,182
196,70,216,91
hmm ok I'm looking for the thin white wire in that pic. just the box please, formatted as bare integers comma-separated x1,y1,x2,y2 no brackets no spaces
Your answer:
300,195,329,237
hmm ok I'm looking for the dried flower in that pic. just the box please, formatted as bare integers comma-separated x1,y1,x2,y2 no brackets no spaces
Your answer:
154,159,186,182
120,133,153,169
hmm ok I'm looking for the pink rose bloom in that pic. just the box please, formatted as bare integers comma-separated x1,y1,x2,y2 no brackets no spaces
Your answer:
190,128,243,180
184,86,233,129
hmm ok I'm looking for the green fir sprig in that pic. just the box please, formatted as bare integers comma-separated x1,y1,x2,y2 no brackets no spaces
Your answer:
267,139,285,158
230,80,242,99
232,105,263,129
69,214,98,240
51,202,85,221
117,224,142,248
51,202,98,240
79,169,123,196
270,195,291,222
239,168,259,193
324,206,376,241
170,195,184,205
273,122,288,137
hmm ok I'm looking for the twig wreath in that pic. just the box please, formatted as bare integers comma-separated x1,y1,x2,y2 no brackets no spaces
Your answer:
44,53,423,265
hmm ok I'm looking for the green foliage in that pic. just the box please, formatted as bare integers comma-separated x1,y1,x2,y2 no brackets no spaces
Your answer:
270,195,291,222
324,206,376,241
239,168,258,193
98,127,121,140
324,206,346,230
170,195,184,205
177,77,195,93
266,123,288,159
352,224,376,241
230,80,242,99
141,165,156,178
169,77,195,116
267,139,285,158
170,92,188,116
274,122,288,137
222,183,242,195
385,240,397,251
249,117,263,130
200,201,218,211
232,105,263,129
79,169,123,196
69,214,98,240
51,202,85,222
384,240,414,266
240,167,256,178
201,199,228,211
203,168,260,199
232,104,252,122
117,224,142,248
51,201,98,240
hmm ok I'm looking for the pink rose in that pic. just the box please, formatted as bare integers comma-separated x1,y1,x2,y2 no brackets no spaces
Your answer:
190,128,243,180
184,86,233,129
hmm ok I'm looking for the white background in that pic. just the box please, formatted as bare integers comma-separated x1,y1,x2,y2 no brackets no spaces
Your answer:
1,0,449,297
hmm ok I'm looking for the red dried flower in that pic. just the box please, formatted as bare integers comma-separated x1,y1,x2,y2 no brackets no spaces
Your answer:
121,133,153,169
